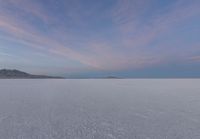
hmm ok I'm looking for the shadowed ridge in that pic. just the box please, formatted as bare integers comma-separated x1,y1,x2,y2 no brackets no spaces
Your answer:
0,69,64,79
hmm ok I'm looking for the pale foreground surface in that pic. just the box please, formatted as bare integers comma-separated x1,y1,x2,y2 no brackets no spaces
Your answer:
0,79,200,139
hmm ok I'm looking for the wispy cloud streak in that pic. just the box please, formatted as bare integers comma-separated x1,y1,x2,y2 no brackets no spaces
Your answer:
0,0,199,75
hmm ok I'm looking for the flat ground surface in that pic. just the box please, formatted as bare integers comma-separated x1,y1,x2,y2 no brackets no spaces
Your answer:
0,79,200,139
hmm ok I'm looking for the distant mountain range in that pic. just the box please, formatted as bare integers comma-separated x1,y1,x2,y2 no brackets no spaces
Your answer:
0,69,63,79
105,76,120,79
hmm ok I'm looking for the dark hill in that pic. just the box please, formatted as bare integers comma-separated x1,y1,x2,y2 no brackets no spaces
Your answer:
0,69,63,79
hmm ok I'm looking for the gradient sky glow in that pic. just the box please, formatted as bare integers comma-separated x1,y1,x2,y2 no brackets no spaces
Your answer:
0,0,200,77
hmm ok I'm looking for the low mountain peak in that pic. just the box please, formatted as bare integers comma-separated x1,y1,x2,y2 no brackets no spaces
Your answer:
0,69,63,79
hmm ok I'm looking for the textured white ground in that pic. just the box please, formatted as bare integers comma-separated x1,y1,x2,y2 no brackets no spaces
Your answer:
0,79,200,139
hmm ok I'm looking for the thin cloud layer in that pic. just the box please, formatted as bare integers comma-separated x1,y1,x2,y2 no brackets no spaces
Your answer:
0,0,199,77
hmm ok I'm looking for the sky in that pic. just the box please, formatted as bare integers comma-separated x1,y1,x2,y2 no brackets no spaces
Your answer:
0,0,199,78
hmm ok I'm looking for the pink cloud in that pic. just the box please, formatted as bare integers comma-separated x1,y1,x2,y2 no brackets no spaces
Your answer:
2,0,50,23
0,12,104,70
115,0,199,48
188,56,200,62
0,0,199,73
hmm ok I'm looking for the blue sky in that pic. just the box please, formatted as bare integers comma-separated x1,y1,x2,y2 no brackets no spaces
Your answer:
0,0,199,77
